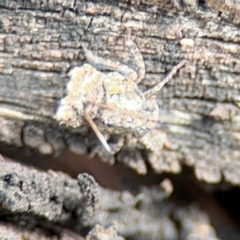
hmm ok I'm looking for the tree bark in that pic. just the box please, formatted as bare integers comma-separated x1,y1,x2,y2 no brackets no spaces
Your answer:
0,155,230,240
1,0,240,186
1,0,240,238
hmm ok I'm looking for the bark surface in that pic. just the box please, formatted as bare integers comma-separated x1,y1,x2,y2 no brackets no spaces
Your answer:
1,1,240,185
1,155,233,240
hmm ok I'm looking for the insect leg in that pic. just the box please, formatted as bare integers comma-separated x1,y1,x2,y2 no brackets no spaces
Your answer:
84,112,112,153
125,29,145,84
143,60,186,99
82,44,138,81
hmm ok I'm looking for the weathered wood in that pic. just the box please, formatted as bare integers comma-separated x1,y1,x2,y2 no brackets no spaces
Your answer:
1,155,229,240
0,158,100,226
1,0,240,186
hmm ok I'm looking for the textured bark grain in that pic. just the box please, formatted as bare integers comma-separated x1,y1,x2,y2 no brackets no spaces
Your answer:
0,0,240,185
0,156,100,231
0,155,229,239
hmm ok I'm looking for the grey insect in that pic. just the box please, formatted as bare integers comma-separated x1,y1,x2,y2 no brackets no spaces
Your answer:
55,33,185,154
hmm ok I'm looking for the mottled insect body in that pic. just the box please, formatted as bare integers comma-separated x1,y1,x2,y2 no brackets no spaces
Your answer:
56,63,158,136
98,71,159,136
55,34,185,154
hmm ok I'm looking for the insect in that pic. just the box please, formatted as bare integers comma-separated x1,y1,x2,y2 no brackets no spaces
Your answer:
55,33,185,155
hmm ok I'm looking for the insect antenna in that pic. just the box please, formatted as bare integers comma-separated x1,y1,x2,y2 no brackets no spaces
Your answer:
84,99,182,125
